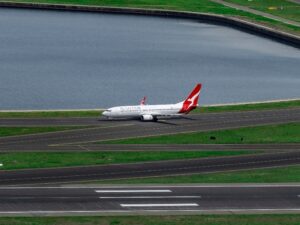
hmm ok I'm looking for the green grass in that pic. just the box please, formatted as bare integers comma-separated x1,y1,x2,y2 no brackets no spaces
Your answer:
101,122,300,144
1,215,300,225
0,151,252,170
94,164,300,184
0,110,101,118
194,100,300,113
225,0,300,23
4,0,300,34
0,127,85,137
0,100,298,118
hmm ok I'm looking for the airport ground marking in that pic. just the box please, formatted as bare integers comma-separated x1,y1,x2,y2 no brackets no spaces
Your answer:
99,196,201,199
95,189,172,193
120,203,199,207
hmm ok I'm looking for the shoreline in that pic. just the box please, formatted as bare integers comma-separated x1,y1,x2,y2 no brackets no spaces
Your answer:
0,98,299,112
0,1,300,48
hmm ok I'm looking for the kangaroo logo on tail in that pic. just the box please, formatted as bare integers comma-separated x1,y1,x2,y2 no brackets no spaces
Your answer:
179,84,202,114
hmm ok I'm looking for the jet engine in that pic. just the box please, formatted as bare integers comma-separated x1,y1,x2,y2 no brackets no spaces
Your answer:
140,115,155,121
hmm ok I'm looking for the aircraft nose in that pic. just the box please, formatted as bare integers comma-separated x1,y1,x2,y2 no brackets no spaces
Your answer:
103,110,112,117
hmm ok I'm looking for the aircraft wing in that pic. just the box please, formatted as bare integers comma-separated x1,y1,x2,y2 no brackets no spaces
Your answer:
146,112,182,117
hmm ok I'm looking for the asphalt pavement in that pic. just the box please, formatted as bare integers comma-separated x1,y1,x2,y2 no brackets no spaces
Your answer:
1,151,300,185
0,108,299,186
0,108,299,151
0,185,299,215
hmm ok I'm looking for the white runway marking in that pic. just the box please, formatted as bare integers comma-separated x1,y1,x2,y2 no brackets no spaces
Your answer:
120,203,199,207
100,196,201,199
95,190,172,193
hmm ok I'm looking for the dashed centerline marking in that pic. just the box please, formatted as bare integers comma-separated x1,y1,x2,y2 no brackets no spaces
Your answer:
100,196,201,199
95,190,172,193
120,203,199,207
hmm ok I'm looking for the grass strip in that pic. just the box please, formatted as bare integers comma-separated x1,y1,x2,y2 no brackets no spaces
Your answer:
0,110,101,118
102,122,300,144
224,0,300,23
0,151,253,170
0,100,299,118
194,100,300,113
1,215,300,225
94,164,300,184
3,0,300,34
0,126,85,137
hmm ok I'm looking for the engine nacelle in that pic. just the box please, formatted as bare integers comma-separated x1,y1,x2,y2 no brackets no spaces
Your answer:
140,114,154,121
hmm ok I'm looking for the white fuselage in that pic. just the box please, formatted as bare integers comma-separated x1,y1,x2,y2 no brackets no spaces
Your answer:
102,83,202,121
103,102,183,119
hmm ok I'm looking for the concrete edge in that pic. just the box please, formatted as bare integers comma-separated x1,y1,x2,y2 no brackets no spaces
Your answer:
1,209,300,216
1,183,300,188
0,98,299,112
0,1,300,48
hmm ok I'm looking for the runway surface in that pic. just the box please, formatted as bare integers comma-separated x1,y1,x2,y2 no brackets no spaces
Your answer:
0,108,299,151
1,151,300,185
0,185,299,215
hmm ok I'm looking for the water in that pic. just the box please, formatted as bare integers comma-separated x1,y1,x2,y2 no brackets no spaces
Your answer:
0,8,299,109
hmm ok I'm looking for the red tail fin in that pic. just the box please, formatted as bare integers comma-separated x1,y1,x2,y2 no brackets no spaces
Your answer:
179,84,202,114
140,96,147,105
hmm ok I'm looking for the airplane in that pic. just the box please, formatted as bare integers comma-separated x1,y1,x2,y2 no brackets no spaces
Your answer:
102,83,202,121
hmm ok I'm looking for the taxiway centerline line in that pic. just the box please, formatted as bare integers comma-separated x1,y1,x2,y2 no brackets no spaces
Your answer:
99,196,201,199
95,189,172,193
120,203,199,207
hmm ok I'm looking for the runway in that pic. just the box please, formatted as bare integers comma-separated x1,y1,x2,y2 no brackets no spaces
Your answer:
0,108,299,151
0,185,299,215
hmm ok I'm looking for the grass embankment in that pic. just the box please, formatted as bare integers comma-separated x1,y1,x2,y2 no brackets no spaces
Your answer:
0,127,85,137
94,164,300,184
0,151,251,170
0,110,100,118
1,215,300,225
194,100,300,113
0,100,299,118
3,0,300,35
224,0,300,23
101,122,300,144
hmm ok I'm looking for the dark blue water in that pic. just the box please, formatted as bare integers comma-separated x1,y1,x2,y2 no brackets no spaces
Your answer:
0,8,299,109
